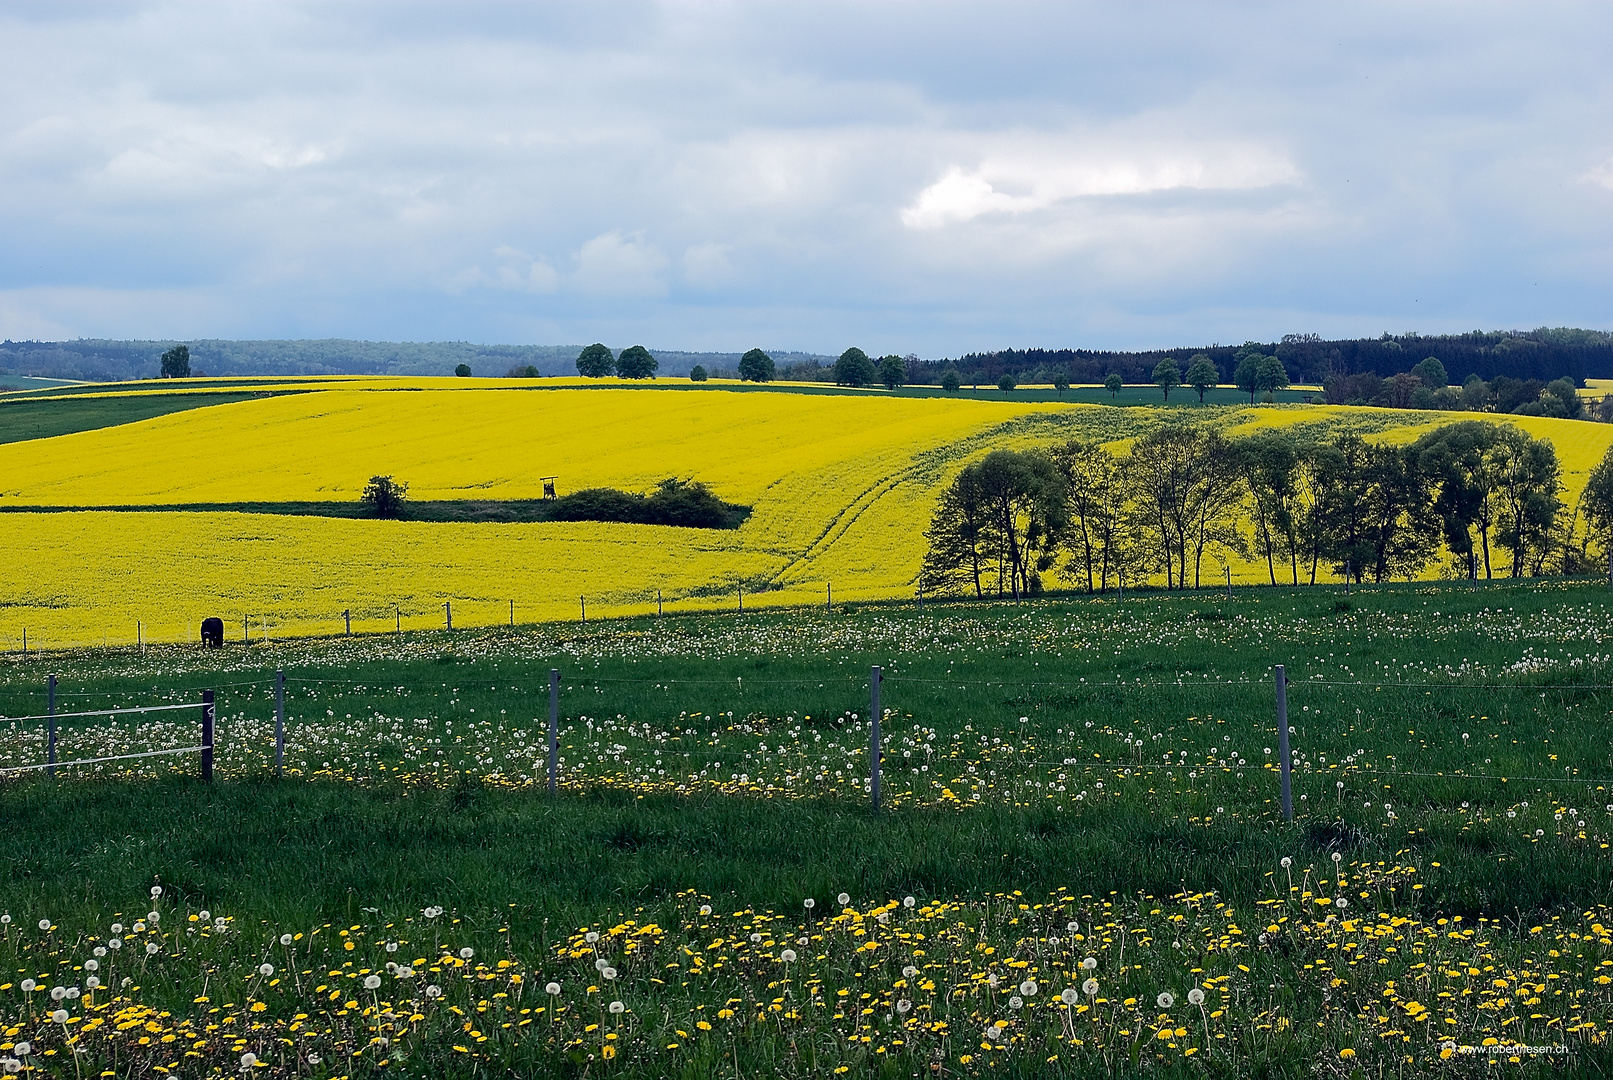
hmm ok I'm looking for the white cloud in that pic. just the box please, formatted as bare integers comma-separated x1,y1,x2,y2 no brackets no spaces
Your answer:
450,246,560,294
902,141,1302,229
572,231,668,298
681,243,737,289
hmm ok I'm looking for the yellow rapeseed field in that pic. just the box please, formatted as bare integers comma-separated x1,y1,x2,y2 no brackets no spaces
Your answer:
4,379,1612,646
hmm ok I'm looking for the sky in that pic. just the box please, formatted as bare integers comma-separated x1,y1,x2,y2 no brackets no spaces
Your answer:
1,1,1610,357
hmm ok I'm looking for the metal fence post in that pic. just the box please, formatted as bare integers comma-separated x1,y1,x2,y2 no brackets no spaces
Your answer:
201,690,215,782
1344,561,1351,596
445,602,452,630
46,674,56,778
343,609,351,636
510,599,515,627
275,670,285,777
657,589,663,617
738,586,743,614
1275,665,1292,822
827,583,832,610
580,596,586,624
548,669,560,796
1118,571,1124,603
244,614,250,646
870,666,882,812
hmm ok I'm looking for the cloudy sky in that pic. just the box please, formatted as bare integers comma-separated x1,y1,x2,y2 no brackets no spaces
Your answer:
1,1,1610,356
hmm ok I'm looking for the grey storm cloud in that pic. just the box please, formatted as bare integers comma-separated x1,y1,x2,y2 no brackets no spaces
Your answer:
0,1,1610,354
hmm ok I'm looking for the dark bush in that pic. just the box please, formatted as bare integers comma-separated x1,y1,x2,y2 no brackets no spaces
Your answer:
547,479,748,529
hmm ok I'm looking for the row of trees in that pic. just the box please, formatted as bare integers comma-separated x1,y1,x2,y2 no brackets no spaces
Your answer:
922,420,1613,598
572,343,658,379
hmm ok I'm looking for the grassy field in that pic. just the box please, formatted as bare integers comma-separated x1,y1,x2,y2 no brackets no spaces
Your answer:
3,377,1613,651
2,579,1613,1075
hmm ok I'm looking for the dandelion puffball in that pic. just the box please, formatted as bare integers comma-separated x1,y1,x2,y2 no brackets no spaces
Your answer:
896,999,912,1014
781,950,797,963
1188,988,1206,1005
11,1044,27,1056
150,886,162,898
1336,898,1348,909
546,982,562,996
837,893,850,906
803,898,815,910
1331,852,1343,863
280,934,293,946
240,1052,257,1068
364,975,382,990
1280,857,1292,869
19,981,34,992
198,910,210,921
1081,957,1097,971
609,1000,625,1014
595,958,609,971
146,942,160,955
585,931,600,943
148,912,161,924
1061,988,1079,1004
459,947,474,959
1019,980,1037,996
699,905,712,916
903,896,915,908
49,987,65,1001
1083,978,1099,996
1157,992,1175,1009
259,964,274,977
603,967,618,980
903,965,918,979
83,959,98,972
50,1010,67,1024
426,985,443,998
36,919,50,931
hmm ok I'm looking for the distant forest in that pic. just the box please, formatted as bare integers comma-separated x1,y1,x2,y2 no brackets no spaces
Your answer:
940,328,1613,389
0,338,832,382
2,328,1609,389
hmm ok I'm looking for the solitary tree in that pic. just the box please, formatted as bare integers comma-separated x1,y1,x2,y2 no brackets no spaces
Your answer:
454,363,472,377
738,349,775,382
1152,358,1181,402
1104,372,1122,400
1184,355,1218,403
998,373,1017,392
940,369,961,393
362,475,409,518
616,345,658,379
1233,353,1261,403
1051,371,1070,397
160,345,191,378
575,343,615,377
1411,356,1448,389
834,347,876,387
879,355,906,390
690,365,709,382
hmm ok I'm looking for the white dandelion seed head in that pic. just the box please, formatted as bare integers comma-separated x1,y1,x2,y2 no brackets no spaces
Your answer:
364,975,382,990
1280,857,1292,869
146,942,160,955
280,934,293,946
699,905,712,916
1157,992,1175,1009
150,886,163,899
258,964,274,977
50,1009,67,1024
897,998,912,1014
239,1052,257,1069
903,896,916,908
903,965,918,979
385,942,398,953
585,931,600,943
83,959,98,972
198,910,210,922
37,919,50,932
425,984,443,999
1081,957,1097,971
546,982,562,996
1019,980,1037,997
1188,988,1206,1005
1336,898,1348,909
595,958,609,971
459,947,474,960
19,981,34,992
49,986,65,1001
1008,996,1023,1010
603,967,617,980
1083,978,1099,996
781,949,797,963
11,1043,28,1057
837,893,850,906
148,912,160,924
803,898,815,910
1061,988,1078,1005
609,1000,625,1014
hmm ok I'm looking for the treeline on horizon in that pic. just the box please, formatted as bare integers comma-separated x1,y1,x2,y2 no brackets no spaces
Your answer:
920,419,1613,599
3,328,1610,389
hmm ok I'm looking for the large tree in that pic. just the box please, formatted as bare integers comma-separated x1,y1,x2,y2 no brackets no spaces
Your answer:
1488,426,1560,576
738,349,775,382
1580,442,1613,559
922,450,1066,599
575,343,615,378
1052,440,1126,593
834,348,876,387
879,355,906,390
1416,421,1500,579
1152,358,1181,402
1238,431,1301,584
1184,355,1218,403
1128,425,1243,588
616,345,658,379
160,344,190,378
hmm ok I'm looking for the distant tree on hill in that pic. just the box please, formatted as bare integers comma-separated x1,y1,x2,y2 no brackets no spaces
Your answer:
1051,371,1070,397
879,355,906,390
454,363,472,377
998,373,1017,392
160,345,190,378
1257,355,1290,398
690,365,709,382
1104,373,1122,400
738,349,775,382
362,475,409,518
1152,358,1181,402
506,364,539,378
616,345,658,379
940,369,961,393
1234,353,1261,403
1412,356,1448,388
575,343,615,378
834,348,876,387
1185,355,1218,403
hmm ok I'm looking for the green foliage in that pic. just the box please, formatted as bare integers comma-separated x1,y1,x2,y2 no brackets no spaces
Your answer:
922,448,1066,598
1234,353,1261,403
997,373,1016,392
1051,371,1070,396
940,369,961,393
1151,357,1181,401
360,475,409,518
505,364,540,378
159,345,190,378
878,354,905,390
737,349,774,383
548,479,749,529
833,347,875,387
1411,356,1448,388
1104,372,1122,399
615,345,658,379
575,343,616,378
453,363,472,378
689,365,708,382
1184,355,1218,403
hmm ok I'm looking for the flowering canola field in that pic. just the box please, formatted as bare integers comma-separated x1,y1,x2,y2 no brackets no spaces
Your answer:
3,379,1611,647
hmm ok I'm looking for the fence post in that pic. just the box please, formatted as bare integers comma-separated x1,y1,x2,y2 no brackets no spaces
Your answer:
445,602,452,630
1225,566,1232,600
510,599,515,627
1344,561,1350,596
138,621,143,652
201,689,215,782
738,586,743,614
244,614,250,646
1118,571,1124,603
580,596,585,624
870,665,882,812
657,589,663,617
46,674,56,779
275,670,285,778
548,669,560,796
344,609,351,636
827,583,832,610
395,606,401,636
1275,665,1292,822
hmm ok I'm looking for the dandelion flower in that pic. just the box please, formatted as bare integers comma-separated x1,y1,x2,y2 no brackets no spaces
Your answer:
1157,992,1175,1009
364,975,382,990
546,982,562,996
1067,920,1079,933
1061,988,1078,1005
1083,978,1099,996
0,915,8,925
